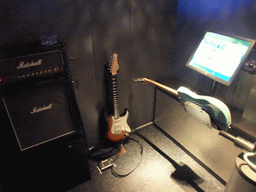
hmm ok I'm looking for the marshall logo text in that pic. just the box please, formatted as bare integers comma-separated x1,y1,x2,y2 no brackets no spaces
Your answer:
17,59,42,69
31,103,53,114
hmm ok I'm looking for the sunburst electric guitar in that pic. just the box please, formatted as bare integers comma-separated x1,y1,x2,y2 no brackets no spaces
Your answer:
105,53,131,142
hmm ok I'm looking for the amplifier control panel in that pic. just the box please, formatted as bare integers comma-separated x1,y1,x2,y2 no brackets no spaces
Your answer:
15,66,62,79
0,50,65,85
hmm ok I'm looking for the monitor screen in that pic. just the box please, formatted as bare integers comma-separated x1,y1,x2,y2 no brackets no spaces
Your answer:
186,31,256,86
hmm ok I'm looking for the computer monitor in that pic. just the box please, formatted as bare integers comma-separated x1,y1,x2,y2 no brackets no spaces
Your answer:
186,31,256,86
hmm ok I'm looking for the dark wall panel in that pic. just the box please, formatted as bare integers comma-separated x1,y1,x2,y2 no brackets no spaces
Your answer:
89,0,132,135
66,2,99,147
89,0,178,142
130,0,178,127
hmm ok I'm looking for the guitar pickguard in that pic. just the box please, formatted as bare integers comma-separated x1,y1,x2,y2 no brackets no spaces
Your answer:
105,109,131,141
110,111,131,135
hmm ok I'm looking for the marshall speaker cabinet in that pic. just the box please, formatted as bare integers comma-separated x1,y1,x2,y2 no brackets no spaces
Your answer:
0,41,91,191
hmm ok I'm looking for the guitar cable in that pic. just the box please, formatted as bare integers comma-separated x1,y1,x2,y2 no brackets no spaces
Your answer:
111,137,143,178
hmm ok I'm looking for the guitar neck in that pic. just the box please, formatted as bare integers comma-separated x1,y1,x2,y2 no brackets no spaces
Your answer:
143,78,179,98
112,75,120,119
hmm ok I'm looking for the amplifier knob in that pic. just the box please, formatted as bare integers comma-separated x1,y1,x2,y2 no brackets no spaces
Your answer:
31,73,35,76
26,74,30,77
22,75,25,78
54,67,59,72
18,76,21,79
40,71,43,75
35,72,39,76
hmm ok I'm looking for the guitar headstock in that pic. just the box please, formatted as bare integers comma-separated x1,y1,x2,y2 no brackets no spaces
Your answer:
109,53,119,75
133,78,147,83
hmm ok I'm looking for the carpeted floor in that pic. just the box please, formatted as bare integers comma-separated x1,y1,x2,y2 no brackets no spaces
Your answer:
68,124,225,192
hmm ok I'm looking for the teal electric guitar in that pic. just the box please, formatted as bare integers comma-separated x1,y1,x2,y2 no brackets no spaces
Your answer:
133,78,231,131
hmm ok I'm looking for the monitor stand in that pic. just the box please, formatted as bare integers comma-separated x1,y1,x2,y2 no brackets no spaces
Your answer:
210,80,217,96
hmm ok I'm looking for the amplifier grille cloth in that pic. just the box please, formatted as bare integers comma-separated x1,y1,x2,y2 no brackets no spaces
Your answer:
2,79,76,151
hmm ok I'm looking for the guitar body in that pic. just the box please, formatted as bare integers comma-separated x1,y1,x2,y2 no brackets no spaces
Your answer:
177,86,231,131
105,108,131,142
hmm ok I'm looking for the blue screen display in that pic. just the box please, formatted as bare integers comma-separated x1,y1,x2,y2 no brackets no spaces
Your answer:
186,31,255,86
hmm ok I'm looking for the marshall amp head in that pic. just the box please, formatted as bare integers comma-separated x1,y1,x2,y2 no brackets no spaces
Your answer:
0,48,67,87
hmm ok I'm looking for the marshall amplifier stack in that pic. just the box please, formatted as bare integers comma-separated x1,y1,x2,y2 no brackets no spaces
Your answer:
0,41,91,191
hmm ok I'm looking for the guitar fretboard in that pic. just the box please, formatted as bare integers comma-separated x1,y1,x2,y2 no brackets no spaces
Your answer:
112,75,120,119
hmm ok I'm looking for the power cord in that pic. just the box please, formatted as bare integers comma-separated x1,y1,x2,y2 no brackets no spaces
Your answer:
111,137,143,178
